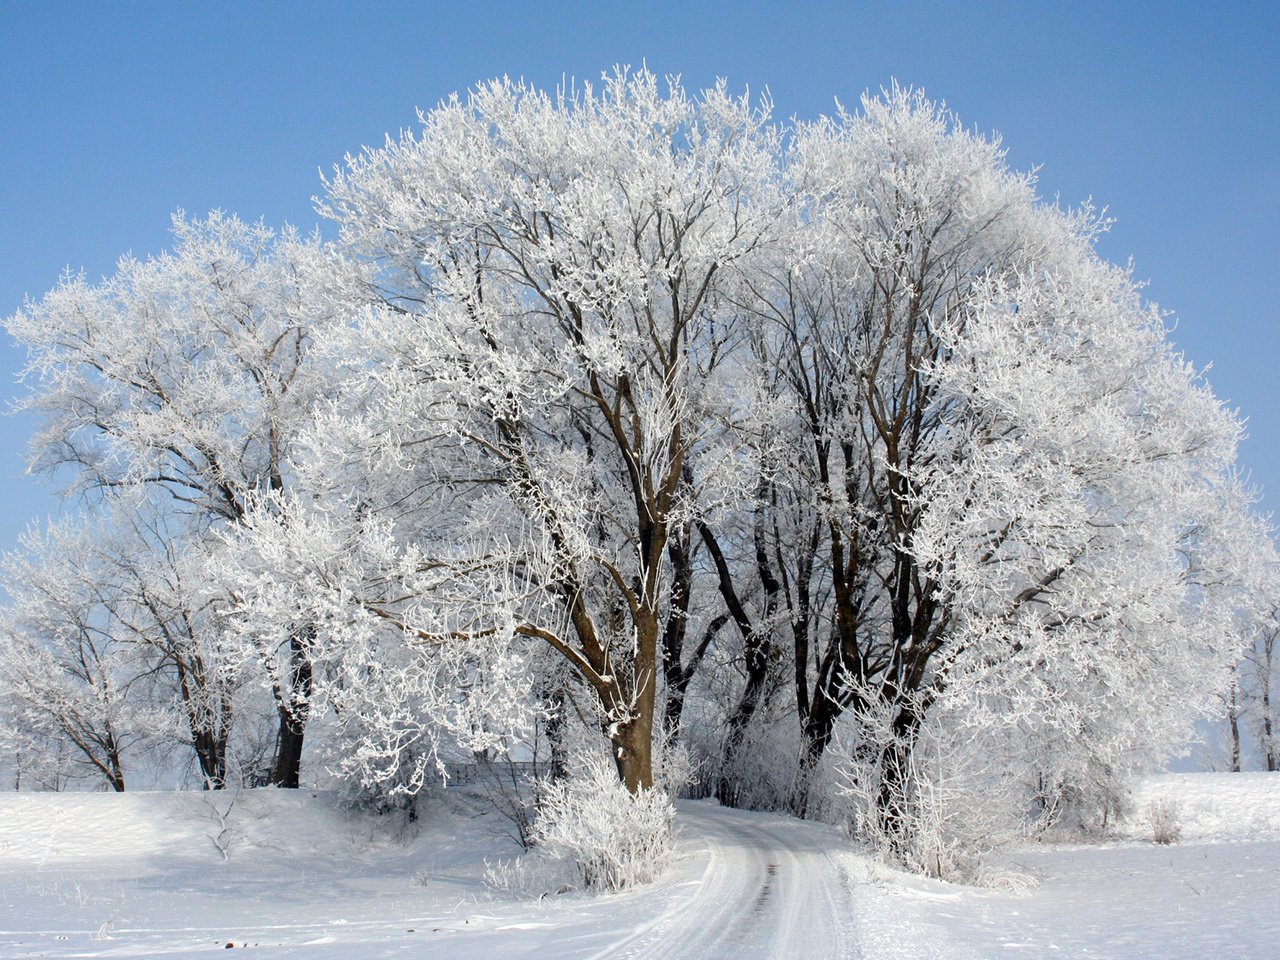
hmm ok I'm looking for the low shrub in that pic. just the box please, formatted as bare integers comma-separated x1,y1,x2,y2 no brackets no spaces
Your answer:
531,755,676,891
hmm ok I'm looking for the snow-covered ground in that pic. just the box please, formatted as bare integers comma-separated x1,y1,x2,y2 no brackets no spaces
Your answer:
1,774,1276,958
854,772,1280,960
0,788,858,959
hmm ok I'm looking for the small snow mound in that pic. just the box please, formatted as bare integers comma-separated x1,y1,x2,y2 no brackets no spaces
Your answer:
1124,773,1280,842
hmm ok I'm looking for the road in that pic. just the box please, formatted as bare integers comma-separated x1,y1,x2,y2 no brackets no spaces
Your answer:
588,801,861,959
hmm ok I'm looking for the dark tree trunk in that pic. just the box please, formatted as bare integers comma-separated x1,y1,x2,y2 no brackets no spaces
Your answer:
269,631,313,788
700,501,780,806
660,522,694,740
1228,682,1242,773
1262,633,1276,772
176,665,231,789
545,683,570,783
194,727,229,789
790,595,866,815
1264,692,1276,773
106,744,126,793
791,695,844,816
716,637,772,806
873,702,925,859
662,612,725,742
271,715,307,788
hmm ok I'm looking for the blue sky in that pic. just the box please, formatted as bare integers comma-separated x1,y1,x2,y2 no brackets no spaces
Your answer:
1,1,1277,551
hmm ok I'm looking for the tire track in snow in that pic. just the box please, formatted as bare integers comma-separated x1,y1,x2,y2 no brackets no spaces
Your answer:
594,802,859,960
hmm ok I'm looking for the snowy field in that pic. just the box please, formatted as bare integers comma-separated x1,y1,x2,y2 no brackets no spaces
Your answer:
854,774,1280,960
1,774,1276,959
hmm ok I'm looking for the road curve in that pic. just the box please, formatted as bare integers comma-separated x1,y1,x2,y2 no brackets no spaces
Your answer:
590,800,861,960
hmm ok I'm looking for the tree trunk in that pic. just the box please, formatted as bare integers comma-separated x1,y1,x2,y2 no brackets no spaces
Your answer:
1264,689,1276,773
612,711,655,793
269,631,313,788
173,655,232,789
663,615,726,744
874,704,924,860
790,612,866,816
1228,682,1242,773
791,699,842,816
660,524,694,742
194,727,229,789
700,505,780,807
545,683,570,783
716,643,770,805
1261,633,1276,772
606,609,659,794
106,743,126,793
271,715,306,788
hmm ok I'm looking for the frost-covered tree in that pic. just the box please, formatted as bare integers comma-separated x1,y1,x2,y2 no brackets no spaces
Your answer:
794,92,1271,849
1222,608,1280,772
700,87,1272,841
1247,617,1280,772
100,506,244,787
0,522,155,791
703,86,1063,809
298,69,783,793
5,212,359,787
899,262,1274,834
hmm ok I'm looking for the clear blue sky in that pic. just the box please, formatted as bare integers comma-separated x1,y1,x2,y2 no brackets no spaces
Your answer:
1,1,1277,551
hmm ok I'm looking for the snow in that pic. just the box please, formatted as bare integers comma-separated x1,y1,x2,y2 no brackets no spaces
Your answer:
1,774,1277,958
1124,772,1280,840
853,772,1280,960
0,789,856,959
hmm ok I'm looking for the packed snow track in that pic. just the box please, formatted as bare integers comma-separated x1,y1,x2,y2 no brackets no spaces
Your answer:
589,801,860,960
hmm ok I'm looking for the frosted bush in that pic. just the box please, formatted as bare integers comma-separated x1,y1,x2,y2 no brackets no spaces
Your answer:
722,715,804,812
531,755,677,891
482,853,578,899
832,694,1027,886
652,730,697,797
1149,798,1183,845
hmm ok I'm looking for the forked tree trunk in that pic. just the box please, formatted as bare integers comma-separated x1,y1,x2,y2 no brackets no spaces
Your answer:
698,505,780,807
791,699,842,816
716,641,771,805
180,677,231,789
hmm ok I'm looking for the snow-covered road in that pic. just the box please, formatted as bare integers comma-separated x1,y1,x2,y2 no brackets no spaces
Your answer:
372,801,862,959
586,802,860,959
